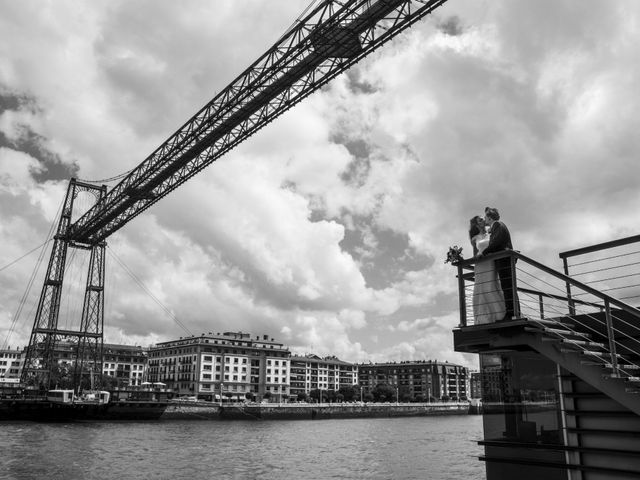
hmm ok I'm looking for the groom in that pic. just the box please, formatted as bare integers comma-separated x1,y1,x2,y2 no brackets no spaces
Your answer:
477,207,518,320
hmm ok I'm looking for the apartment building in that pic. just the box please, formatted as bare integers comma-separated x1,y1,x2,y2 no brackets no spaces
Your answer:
358,360,469,401
0,347,23,382
147,331,290,400
289,354,358,399
102,343,148,387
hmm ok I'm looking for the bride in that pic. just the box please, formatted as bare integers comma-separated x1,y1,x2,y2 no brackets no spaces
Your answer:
469,216,506,324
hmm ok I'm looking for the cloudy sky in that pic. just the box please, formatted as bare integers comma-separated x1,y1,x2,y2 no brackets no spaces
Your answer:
2,0,640,370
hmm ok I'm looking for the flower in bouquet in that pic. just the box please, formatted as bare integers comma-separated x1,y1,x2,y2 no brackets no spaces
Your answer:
445,245,464,264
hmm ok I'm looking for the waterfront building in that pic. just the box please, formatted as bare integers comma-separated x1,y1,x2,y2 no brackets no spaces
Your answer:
0,347,23,382
16,341,148,389
453,234,640,479
147,331,290,401
358,360,468,401
102,343,147,387
288,354,358,399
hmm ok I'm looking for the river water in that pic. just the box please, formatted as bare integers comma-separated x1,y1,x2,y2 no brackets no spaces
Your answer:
0,415,484,480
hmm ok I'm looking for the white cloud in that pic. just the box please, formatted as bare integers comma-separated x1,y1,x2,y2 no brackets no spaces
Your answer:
2,0,640,370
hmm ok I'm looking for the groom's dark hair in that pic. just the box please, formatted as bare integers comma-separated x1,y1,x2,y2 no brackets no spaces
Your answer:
485,207,500,221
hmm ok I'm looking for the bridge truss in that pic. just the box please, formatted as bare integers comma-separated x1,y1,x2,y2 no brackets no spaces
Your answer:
21,0,449,389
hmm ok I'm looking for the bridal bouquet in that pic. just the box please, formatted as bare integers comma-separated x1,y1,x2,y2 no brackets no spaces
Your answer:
445,245,464,264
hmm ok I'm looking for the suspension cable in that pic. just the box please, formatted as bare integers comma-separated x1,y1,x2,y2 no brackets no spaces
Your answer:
106,246,193,337
0,240,52,274
1,196,64,350
76,168,134,185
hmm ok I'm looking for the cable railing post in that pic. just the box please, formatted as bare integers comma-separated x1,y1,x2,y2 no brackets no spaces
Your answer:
510,252,520,318
457,262,467,327
604,299,619,378
562,257,576,316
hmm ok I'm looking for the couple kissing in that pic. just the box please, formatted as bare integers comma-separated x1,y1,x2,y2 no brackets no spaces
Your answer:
468,207,517,324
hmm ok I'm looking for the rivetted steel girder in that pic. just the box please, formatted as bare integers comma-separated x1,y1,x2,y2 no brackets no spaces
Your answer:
68,0,448,245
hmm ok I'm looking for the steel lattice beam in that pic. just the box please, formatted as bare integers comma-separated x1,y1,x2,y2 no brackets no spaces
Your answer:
68,0,448,245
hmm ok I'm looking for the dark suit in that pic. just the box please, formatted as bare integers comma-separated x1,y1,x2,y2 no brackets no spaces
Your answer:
483,221,517,318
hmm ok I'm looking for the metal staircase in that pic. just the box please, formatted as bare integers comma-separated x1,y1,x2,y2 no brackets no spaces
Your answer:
524,316,640,413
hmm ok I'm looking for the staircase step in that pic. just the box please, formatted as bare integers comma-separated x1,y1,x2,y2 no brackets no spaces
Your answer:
573,350,607,357
544,327,592,339
524,326,571,335
602,364,640,370
541,337,561,343
530,319,575,328
561,339,607,349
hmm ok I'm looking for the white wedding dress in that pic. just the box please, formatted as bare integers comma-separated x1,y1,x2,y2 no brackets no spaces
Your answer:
473,234,506,324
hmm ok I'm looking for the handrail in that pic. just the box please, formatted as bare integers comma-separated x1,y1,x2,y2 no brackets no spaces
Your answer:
512,251,640,318
517,287,603,309
456,250,640,327
559,234,640,260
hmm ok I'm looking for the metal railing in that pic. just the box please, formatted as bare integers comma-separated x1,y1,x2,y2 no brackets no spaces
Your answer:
456,250,640,381
560,234,640,312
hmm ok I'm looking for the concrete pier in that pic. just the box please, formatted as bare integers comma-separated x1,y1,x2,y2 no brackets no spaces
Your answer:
161,402,470,420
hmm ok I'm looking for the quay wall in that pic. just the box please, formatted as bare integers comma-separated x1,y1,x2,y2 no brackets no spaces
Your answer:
161,402,470,421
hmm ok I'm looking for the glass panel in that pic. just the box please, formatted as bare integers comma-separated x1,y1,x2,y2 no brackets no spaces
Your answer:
481,352,562,444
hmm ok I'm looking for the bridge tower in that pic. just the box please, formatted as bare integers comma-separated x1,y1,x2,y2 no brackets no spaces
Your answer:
21,179,107,391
